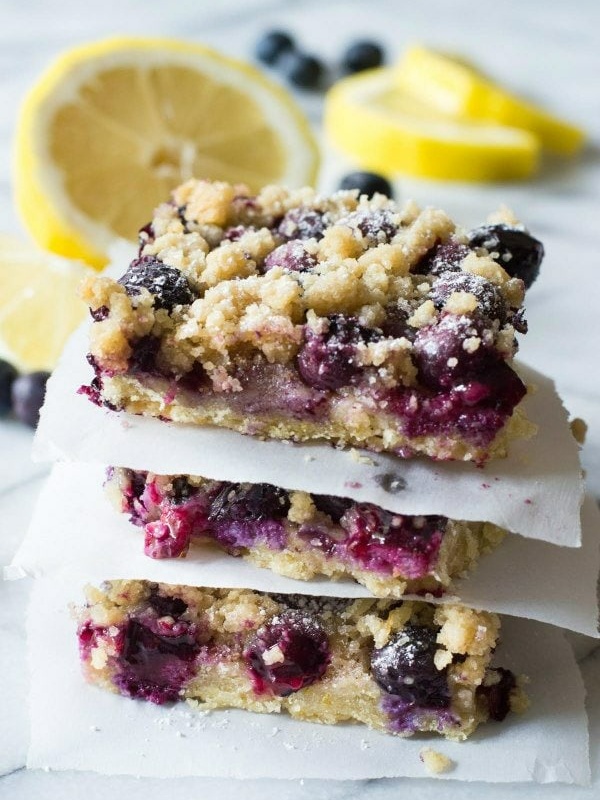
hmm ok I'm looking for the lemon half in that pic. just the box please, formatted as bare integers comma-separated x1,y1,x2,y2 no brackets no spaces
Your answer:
15,37,319,268
0,236,90,370
325,68,539,182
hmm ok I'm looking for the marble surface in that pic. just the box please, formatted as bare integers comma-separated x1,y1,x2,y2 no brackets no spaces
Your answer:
1,0,600,797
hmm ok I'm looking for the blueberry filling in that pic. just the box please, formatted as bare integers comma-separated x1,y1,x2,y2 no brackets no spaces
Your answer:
341,506,445,578
114,617,200,704
297,315,375,390
118,255,196,310
243,610,330,696
477,667,516,721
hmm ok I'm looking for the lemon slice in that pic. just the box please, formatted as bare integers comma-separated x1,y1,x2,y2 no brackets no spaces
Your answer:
0,236,90,370
15,37,319,269
395,46,585,156
325,68,539,181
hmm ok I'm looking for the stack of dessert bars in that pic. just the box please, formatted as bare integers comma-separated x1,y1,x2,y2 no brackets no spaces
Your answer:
43,179,594,742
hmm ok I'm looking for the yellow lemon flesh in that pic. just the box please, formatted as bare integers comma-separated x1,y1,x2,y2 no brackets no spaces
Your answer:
395,46,585,156
325,68,539,182
15,37,319,269
0,236,90,371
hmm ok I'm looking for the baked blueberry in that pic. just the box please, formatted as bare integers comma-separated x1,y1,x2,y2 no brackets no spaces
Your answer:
255,30,295,65
0,359,17,416
371,624,450,707
118,255,196,310
263,241,317,272
297,314,372,390
278,207,326,241
467,224,544,288
430,271,506,322
341,40,384,73
414,240,470,276
338,171,393,199
244,610,330,696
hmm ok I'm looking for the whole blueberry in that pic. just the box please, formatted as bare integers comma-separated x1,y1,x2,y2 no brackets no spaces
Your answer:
255,30,295,65
0,359,18,415
297,315,372,391
371,624,450,707
414,240,471,276
467,224,544,288
430,271,506,322
208,482,290,524
412,314,493,390
118,255,196,311
263,241,317,273
243,610,330,696
11,371,50,428
338,171,393,199
277,207,326,241
340,208,398,244
285,52,325,89
341,40,384,73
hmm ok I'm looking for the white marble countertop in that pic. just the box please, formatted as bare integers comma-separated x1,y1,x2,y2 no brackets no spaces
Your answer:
1,0,600,797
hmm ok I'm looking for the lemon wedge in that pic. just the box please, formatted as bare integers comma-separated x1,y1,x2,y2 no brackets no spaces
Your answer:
325,68,539,181
15,36,319,269
395,46,585,156
0,236,90,370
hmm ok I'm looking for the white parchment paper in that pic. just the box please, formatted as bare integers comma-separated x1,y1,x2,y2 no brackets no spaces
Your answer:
8,463,599,636
34,324,584,546
26,576,590,784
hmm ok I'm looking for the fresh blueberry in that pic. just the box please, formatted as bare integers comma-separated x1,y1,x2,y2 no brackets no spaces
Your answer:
263,241,317,273
285,52,325,89
11,371,50,427
430,271,506,322
278,207,326,241
467,224,544,288
243,610,330,696
297,314,373,391
0,359,18,415
338,171,393,199
118,255,196,310
341,40,384,73
255,30,295,65
414,240,471,276
371,624,450,707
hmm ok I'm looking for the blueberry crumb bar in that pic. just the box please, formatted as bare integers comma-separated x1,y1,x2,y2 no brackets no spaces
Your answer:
81,179,541,463
77,580,526,739
107,467,505,598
